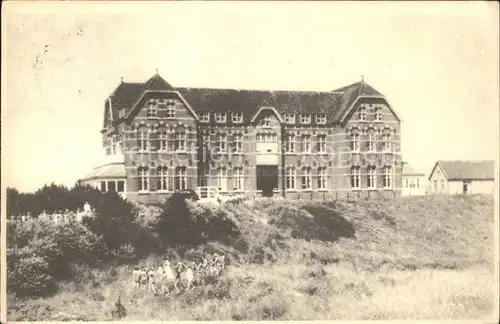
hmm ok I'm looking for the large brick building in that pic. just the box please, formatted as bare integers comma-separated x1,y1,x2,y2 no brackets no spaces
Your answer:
80,73,402,203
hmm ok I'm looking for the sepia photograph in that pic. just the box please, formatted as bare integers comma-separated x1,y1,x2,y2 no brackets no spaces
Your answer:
1,1,499,321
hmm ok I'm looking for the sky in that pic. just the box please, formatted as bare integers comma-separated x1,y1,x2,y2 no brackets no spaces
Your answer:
2,1,499,192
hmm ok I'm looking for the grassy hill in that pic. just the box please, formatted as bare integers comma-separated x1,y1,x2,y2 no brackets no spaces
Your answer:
7,194,497,320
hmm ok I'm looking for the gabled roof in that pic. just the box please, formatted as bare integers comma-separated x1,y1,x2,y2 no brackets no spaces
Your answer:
103,74,390,126
402,162,425,176
429,160,495,181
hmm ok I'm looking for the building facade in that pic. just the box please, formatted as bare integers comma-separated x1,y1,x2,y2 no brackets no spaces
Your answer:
427,160,495,195
401,162,427,196
80,73,403,203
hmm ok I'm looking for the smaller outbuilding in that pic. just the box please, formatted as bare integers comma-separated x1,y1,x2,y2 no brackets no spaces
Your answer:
427,160,495,195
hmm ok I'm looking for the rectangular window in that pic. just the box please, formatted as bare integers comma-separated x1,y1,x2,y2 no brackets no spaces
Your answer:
316,113,327,124
147,103,157,118
217,133,227,152
284,113,295,124
175,167,187,191
199,112,210,122
367,166,376,189
416,178,420,188
159,131,168,151
100,181,106,192
375,108,382,121
233,134,243,153
350,133,360,152
317,134,326,153
367,132,375,152
286,167,296,190
217,168,228,191
302,167,312,189
234,167,244,191
166,100,175,118
119,109,125,118
175,131,186,152
117,181,125,193
382,134,392,152
318,167,327,189
351,166,361,189
256,133,278,153
300,113,311,124
383,166,392,188
108,181,116,192
302,135,311,153
259,115,273,127
232,112,243,123
138,130,149,152
405,178,409,188
138,167,149,192
158,167,169,191
215,112,227,123
358,107,366,121
286,134,295,153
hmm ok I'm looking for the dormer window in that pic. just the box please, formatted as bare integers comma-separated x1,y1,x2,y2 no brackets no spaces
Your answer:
358,107,366,121
118,109,125,118
232,112,243,123
300,114,311,124
200,112,210,122
284,113,295,124
215,112,227,123
316,113,327,124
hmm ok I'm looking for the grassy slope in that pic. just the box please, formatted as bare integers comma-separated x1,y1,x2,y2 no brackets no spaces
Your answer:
8,194,497,321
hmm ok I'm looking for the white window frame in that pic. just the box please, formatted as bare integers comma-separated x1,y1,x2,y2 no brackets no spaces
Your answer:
234,167,244,191
232,112,243,123
382,133,392,152
175,167,187,191
147,103,158,118
317,134,326,153
351,166,361,189
300,113,311,124
318,167,327,190
157,167,169,192
233,134,243,153
199,112,210,122
302,167,312,190
217,167,228,191
166,100,176,118
138,130,149,152
316,113,327,124
302,134,311,153
175,131,186,152
217,133,227,152
138,167,149,192
284,113,295,124
286,134,295,153
367,166,376,189
215,112,227,123
375,108,382,121
358,107,366,121
383,166,392,188
119,109,125,118
259,115,273,127
286,167,296,190
350,133,360,152
367,132,375,152
159,131,168,151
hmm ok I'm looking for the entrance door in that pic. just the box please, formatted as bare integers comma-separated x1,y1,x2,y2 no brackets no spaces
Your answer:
256,165,278,197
